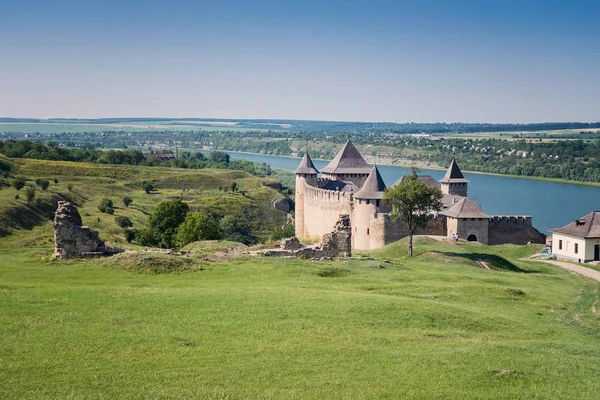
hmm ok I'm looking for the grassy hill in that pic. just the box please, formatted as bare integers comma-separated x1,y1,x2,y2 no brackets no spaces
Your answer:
0,158,288,248
2,238,600,398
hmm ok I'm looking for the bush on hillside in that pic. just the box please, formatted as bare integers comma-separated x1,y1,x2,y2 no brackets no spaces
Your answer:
13,177,26,190
115,216,133,228
98,198,114,213
271,224,296,241
53,178,59,184
175,212,221,247
143,182,154,193
25,187,35,202
219,214,256,245
122,196,133,207
67,183,73,191
35,179,50,191
124,229,136,243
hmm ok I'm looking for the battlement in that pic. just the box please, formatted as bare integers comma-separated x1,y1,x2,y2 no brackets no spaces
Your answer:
489,216,532,225
303,180,353,201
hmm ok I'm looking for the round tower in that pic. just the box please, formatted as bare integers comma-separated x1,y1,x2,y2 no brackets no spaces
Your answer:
294,152,319,238
353,166,386,251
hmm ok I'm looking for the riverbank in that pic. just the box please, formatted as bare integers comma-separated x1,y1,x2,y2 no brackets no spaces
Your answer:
216,148,600,188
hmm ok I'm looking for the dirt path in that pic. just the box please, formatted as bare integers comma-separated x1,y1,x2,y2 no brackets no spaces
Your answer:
537,259,600,282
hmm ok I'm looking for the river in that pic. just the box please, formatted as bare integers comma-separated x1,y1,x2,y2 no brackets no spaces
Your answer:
220,151,599,234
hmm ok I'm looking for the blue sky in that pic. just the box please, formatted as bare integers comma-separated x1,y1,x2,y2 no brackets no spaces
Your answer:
1,0,599,122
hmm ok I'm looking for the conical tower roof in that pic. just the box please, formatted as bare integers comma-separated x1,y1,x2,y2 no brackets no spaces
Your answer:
321,140,372,174
440,159,469,183
294,152,319,174
354,166,386,200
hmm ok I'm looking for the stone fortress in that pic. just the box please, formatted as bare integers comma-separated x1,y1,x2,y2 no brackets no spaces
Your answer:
295,141,545,251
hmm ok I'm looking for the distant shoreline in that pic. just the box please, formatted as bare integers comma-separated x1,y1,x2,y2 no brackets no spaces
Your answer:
213,149,600,188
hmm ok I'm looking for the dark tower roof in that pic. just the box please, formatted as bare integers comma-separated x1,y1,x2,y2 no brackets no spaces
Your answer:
440,159,469,183
294,152,319,174
550,211,600,238
442,198,488,219
354,166,386,200
321,140,372,174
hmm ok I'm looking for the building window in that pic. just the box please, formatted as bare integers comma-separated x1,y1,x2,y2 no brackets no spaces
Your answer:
559,240,562,250
367,228,370,235
575,243,578,254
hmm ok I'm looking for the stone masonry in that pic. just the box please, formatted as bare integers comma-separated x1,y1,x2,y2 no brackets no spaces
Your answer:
258,215,352,259
53,201,110,259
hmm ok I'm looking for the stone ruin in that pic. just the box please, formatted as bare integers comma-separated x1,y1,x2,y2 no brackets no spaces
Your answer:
256,214,352,259
53,201,120,259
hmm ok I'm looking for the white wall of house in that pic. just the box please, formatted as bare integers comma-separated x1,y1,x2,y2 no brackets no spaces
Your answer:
552,233,600,262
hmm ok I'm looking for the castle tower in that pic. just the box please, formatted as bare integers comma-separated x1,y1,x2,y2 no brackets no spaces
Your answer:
442,197,489,244
321,140,372,187
294,152,319,238
440,159,469,197
353,166,386,250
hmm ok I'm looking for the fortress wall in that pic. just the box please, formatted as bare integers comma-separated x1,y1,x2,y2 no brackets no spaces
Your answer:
367,213,447,250
303,182,353,239
488,215,545,245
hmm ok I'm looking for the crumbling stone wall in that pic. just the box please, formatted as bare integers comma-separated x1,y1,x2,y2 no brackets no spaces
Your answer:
259,214,352,259
53,201,107,259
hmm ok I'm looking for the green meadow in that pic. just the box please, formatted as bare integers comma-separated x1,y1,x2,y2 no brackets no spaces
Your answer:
2,158,600,398
2,240,600,399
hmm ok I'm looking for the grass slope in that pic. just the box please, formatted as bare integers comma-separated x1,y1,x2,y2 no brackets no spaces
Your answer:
0,159,286,248
2,239,600,399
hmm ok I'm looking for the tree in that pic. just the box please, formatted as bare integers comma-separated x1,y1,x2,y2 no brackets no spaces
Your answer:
175,212,221,247
230,182,237,193
209,151,230,165
383,169,443,257
122,196,133,207
139,199,189,248
24,187,35,203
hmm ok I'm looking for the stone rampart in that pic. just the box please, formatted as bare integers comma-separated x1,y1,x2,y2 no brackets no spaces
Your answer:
368,213,447,249
488,215,545,245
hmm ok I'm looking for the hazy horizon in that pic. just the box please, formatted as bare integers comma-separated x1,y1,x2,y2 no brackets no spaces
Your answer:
2,0,599,123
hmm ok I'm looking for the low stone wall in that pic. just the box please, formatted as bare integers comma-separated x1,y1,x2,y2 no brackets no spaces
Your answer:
488,215,545,245
369,213,447,249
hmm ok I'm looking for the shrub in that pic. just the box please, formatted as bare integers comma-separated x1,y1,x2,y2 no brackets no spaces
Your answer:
14,194,19,200
175,212,221,247
115,216,133,228
53,178,59,184
124,229,136,243
67,183,73,191
271,224,295,241
24,187,35,202
35,179,50,191
98,198,114,213
122,196,133,207
143,182,154,193
13,177,26,190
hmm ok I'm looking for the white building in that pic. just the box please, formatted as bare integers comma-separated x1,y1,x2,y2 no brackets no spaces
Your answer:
550,212,600,263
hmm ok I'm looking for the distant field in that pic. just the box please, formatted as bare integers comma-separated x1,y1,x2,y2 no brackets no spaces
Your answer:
438,128,600,141
0,122,275,134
